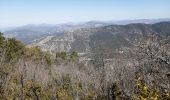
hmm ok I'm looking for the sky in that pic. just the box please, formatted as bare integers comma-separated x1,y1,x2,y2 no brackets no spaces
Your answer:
0,0,170,27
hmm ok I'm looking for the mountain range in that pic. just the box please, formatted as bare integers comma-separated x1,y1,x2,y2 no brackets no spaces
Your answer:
2,18,170,44
27,22,170,59
1,19,170,59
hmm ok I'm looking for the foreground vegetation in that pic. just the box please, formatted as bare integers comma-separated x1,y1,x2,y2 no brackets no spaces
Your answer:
0,32,169,100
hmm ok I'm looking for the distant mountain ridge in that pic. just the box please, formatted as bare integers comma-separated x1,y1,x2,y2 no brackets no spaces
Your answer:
110,18,170,25
3,21,111,43
3,18,170,44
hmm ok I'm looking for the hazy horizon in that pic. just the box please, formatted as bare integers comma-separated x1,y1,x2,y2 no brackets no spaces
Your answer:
1,0,170,27
1,18,170,29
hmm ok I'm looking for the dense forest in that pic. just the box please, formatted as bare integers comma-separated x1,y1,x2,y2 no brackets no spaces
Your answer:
0,32,170,100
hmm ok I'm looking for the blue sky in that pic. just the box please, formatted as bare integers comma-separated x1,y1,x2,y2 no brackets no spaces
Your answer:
0,0,170,27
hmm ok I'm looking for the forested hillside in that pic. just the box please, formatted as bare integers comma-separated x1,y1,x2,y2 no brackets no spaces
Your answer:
0,31,170,100
28,22,170,60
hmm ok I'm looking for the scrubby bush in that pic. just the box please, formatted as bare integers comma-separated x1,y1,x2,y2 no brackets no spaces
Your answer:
56,51,67,60
26,46,42,59
133,77,170,100
70,51,78,61
5,38,25,62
